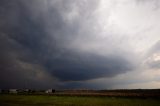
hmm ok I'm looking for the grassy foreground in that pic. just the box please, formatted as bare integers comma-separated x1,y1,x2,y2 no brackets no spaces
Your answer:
0,94,160,106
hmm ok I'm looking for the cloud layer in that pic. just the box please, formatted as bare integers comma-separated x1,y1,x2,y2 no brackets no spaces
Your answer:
0,0,160,89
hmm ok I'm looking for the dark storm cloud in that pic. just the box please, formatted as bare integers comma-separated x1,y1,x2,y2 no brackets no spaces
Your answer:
0,0,59,89
0,0,136,89
48,53,134,81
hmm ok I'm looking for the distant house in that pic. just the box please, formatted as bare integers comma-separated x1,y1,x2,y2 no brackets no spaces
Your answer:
9,89,17,94
45,89,55,93
16,89,29,93
23,89,29,92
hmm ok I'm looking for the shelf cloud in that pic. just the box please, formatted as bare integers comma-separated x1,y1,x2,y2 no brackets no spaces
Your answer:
0,0,160,89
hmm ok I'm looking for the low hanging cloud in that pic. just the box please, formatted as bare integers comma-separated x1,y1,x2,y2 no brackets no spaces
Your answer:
0,0,160,89
48,53,135,81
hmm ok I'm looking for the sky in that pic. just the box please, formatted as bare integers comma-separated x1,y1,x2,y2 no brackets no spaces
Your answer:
0,0,160,89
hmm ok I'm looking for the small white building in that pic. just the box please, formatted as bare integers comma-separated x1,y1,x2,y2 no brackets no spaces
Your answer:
9,89,17,94
24,89,29,92
45,89,55,93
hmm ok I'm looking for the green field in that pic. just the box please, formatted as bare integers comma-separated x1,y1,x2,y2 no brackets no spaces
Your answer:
0,95,160,106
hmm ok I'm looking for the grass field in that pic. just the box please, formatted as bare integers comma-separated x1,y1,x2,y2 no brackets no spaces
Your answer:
0,95,160,106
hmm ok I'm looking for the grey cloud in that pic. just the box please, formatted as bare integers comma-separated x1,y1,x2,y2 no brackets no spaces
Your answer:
0,0,137,89
149,40,160,53
47,52,135,81
148,61,160,69
135,0,160,10
144,41,160,69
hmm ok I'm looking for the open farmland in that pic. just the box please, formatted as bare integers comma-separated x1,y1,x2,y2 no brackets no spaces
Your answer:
1,89,160,106
53,89,160,97
0,94,160,106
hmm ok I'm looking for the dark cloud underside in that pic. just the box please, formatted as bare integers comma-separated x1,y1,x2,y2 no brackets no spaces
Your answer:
0,0,137,89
